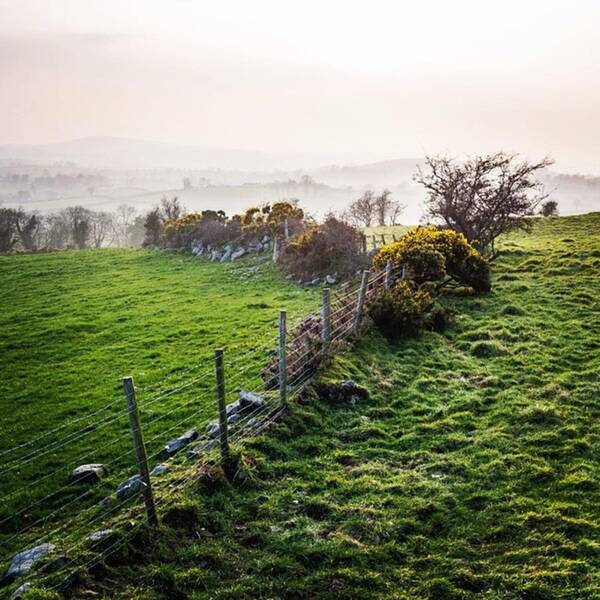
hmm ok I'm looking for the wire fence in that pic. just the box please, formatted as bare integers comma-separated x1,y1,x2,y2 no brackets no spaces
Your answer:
0,261,403,594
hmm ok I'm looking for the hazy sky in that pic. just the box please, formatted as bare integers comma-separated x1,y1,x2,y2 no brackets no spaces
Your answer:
1,0,599,172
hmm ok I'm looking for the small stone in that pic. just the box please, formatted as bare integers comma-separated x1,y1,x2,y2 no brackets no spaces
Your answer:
227,412,241,425
86,529,114,543
164,430,198,455
70,463,107,484
238,390,266,410
11,582,32,599
205,422,220,438
116,475,143,501
150,463,170,476
231,248,246,261
310,278,321,286
325,274,336,285
6,544,54,580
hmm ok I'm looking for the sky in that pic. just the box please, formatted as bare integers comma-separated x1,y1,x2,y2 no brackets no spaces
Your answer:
1,0,599,173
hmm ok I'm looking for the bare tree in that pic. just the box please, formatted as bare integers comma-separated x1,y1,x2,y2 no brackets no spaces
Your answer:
112,205,137,246
15,209,41,250
374,189,393,226
64,206,91,249
160,196,183,222
88,211,113,248
389,199,406,225
143,207,163,247
416,153,553,255
0,208,19,252
346,191,376,227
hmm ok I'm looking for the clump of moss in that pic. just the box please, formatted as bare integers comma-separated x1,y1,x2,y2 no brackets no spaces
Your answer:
471,340,507,358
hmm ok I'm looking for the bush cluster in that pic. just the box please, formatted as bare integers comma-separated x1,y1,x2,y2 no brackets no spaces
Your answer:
373,226,491,293
278,216,366,280
162,210,240,248
241,201,304,240
368,281,433,340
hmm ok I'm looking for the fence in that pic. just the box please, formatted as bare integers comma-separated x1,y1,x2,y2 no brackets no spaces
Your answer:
0,260,402,593
362,231,400,253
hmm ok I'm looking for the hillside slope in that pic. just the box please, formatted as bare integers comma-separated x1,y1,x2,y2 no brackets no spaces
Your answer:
10,214,600,599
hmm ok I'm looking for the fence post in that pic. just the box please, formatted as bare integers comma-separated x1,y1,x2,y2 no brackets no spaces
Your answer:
371,234,377,250
384,259,392,290
279,310,287,409
353,270,370,333
392,233,398,242
284,218,289,240
214,349,230,463
322,287,331,347
361,233,367,254
123,376,158,526
381,233,386,245
272,238,278,262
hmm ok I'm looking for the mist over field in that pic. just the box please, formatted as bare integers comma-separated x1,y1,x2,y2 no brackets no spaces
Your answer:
1,136,599,224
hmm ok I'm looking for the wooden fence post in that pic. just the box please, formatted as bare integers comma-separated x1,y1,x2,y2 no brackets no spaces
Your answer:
272,238,278,262
322,287,331,347
392,233,398,242
371,234,377,251
361,233,367,254
381,233,386,245
279,310,287,409
284,218,289,240
123,376,158,526
353,270,370,333
384,259,392,289
214,349,230,463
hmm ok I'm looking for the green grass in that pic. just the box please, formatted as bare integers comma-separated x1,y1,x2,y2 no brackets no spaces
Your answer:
0,249,319,558
3,214,600,598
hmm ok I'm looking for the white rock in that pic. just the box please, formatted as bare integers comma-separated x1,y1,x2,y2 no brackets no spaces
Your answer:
7,544,54,579
116,475,142,500
231,248,246,261
11,582,32,599
70,463,107,484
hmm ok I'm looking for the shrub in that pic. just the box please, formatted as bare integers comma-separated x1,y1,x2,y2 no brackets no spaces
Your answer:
368,281,432,340
162,210,240,248
241,201,304,239
373,226,491,293
278,216,366,280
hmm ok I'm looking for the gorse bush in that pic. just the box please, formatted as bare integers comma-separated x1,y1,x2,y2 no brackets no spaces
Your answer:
368,281,433,340
373,226,491,293
278,216,366,280
241,201,304,239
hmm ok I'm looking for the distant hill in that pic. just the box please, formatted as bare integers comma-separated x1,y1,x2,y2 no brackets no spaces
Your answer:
0,137,396,172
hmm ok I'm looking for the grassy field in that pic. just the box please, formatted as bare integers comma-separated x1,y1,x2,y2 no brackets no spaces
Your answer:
23,213,596,599
0,249,319,558
2,214,600,598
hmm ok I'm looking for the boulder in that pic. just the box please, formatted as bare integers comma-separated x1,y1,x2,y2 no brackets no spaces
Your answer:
244,418,260,431
5,544,54,580
164,430,198,455
231,248,246,261
314,380,369,405
311,278,321,286
116,475,143,501
205,422,220,438
238,390,266,411
150,463,170,476
70,463,107,484
226,400,240,416
220,246,233,262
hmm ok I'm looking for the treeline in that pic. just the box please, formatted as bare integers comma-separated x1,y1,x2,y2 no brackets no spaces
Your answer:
0,205,145,253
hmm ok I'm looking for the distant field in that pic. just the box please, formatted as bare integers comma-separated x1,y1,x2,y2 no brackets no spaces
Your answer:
0,249,319,555
62,213,600,598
